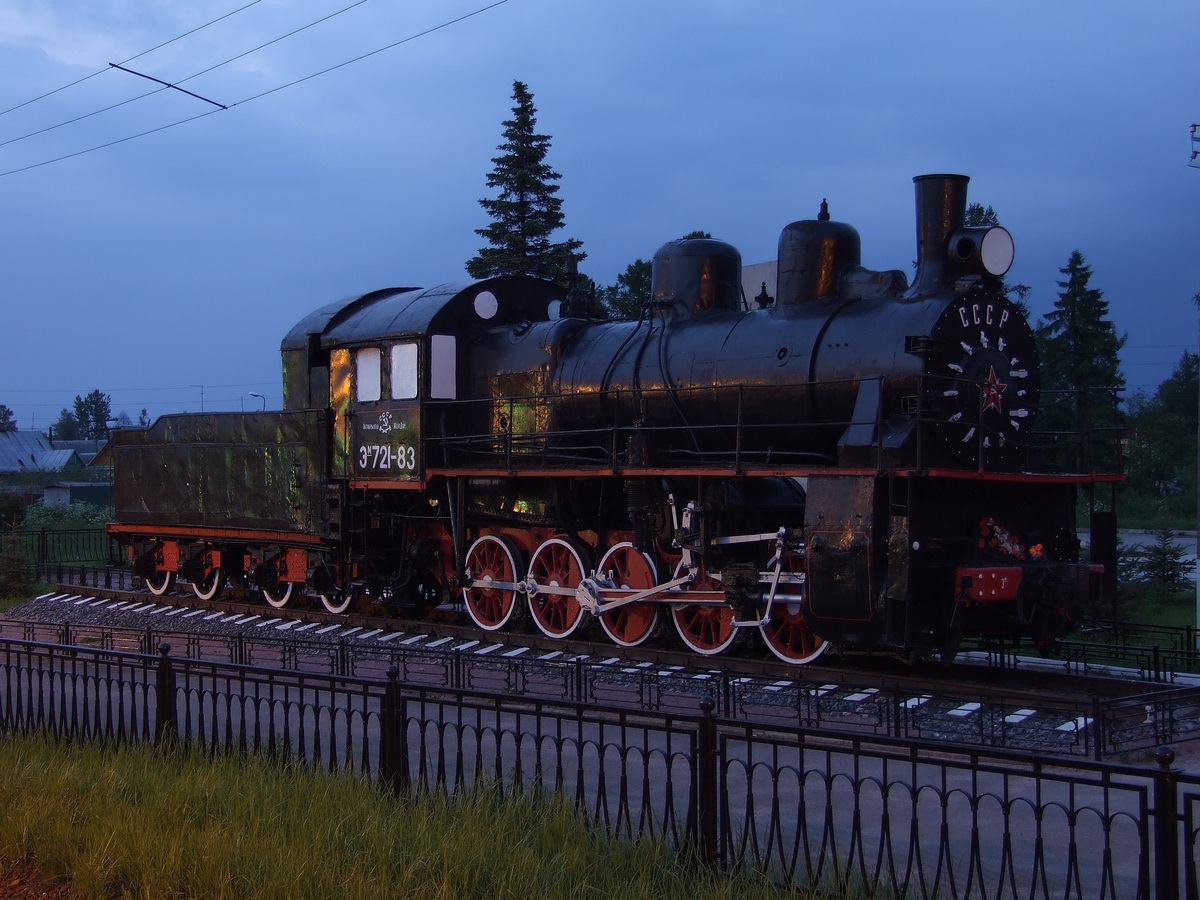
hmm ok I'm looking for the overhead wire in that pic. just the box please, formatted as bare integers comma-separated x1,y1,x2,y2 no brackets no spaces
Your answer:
0,0,510,179
0,0,373,153
0,87,168,151
0,0,264,118
231,0,508,106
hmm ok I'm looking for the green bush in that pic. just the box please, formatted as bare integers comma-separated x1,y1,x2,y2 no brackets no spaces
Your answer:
0,494,23,528
1120,525,1197,607
21,500,110,530
0,542,29,600
0,520,32,599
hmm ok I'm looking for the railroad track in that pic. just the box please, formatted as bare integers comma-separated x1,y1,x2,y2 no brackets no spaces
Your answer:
6,583,1197,760
29,579,1139,686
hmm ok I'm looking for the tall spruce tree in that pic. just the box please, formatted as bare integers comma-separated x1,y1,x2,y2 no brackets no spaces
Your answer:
73,389,112,440
467,81,583,283
1035,250,1126,471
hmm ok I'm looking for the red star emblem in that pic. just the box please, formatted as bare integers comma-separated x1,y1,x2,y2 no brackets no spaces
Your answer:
981,366,1007,413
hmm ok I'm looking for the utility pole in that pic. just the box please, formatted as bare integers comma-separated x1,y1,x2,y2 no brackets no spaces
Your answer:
1191,125,1199,639
1194,288,1200,640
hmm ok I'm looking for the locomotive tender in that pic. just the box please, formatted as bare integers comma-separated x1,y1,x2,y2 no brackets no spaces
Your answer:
107,174,1120,664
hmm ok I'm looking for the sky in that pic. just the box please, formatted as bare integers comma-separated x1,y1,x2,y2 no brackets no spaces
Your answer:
1,0,1198,430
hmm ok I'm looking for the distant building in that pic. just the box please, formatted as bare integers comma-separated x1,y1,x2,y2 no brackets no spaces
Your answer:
43,481,113,507
46,438,109,466
742,261,777,309
0,431,84,475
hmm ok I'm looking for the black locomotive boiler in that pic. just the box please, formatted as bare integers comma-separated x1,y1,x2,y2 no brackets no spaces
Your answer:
106,174,1120,664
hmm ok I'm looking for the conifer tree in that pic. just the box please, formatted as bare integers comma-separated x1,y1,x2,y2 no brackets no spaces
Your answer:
598,259,652,320
73,389,113,440
599,232,711,320
1035,250,1126,470
467,81,583,283
1124,350,1197,518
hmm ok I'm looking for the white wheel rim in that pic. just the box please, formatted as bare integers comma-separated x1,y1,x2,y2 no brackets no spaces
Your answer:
670,561,735,655
320,593,352,614
527,538,587,638
759,618,828,664
146,572,173,596
192,569,221,601
758,556,826,664
262,580,293,609
596,543,658,647
463,535,520,631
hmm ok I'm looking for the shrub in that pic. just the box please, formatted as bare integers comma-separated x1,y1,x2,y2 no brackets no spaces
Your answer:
0,528,31,599
21,500,110,531
1120,525,1197,607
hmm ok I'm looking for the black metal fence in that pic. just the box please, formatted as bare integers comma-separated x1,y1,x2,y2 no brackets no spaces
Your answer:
3,529,117,568
16,578,1200,763
0,635,1197,898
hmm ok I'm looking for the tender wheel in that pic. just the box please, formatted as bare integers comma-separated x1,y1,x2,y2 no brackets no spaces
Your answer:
145,570,175,596
670,562,735,656
463,535,524,631
191,566,222,601
319,591,353,614
261,579,293,609
597,543,659,647
527,538,588,638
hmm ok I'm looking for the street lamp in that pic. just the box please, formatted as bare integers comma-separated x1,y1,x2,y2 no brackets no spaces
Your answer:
248,392,266,411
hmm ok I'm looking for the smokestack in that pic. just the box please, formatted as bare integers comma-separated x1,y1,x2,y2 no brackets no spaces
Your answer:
909,174,969,297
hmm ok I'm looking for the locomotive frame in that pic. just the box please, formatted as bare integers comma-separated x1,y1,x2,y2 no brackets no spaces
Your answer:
106,174,1122,665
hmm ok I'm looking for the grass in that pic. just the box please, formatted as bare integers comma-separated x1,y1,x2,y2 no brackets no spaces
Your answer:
0,582,51,614
1124,596,1197,630
0,734,807,899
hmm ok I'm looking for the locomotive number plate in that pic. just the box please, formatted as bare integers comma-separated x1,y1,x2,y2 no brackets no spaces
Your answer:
359,443,417,471
352,407,420,480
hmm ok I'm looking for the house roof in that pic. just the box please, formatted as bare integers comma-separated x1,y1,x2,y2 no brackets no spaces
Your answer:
0,432,84,473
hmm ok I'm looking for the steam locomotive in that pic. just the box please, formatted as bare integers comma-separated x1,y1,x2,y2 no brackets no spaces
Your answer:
106,174,1120,664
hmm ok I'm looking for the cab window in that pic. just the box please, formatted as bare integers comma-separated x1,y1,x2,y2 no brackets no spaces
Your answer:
430,335,457,399
391,342,418,400
355,348,382,402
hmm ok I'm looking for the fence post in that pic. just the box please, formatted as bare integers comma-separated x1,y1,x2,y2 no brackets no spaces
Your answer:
380,665,408,795
696,694,718,867
1154,745,1179,900
155,642,178,748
